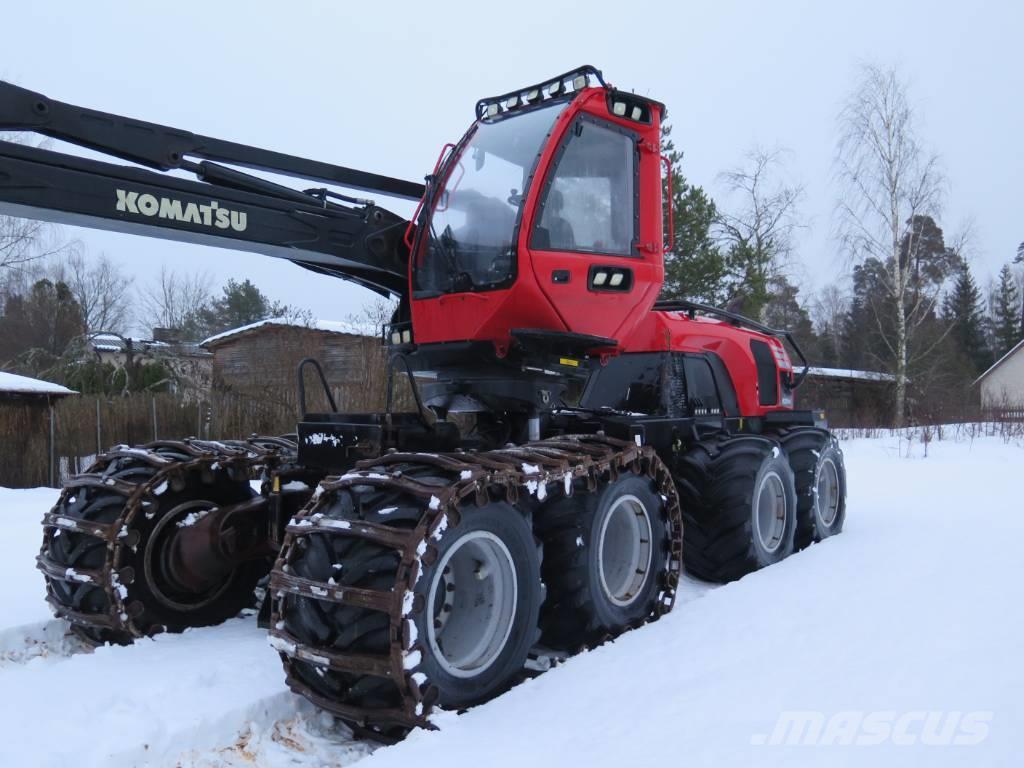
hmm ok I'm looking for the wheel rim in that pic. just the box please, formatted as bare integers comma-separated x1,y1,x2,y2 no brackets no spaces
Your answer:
754,471,787,554
426,531,518,679
144,499,237,612
597,494,654,607
816,457,840,527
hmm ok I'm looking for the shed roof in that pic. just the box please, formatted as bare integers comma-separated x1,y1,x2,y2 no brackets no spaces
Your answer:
0,371,77,397
200,319,374,348
87,333,208,358
974,338,1024,385
806,367,896,383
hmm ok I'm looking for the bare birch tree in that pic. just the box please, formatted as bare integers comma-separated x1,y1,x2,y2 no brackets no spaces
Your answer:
138,266,212,337
51,247,134,334
716,148,802,318
835,65,946,426
0,134,72,272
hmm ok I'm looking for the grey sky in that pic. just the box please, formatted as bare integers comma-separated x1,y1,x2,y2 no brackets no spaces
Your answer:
4,0,1021,331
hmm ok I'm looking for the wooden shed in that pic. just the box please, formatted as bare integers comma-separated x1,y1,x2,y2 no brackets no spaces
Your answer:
200,319,386,413
0,371,77,488
796,367,895,427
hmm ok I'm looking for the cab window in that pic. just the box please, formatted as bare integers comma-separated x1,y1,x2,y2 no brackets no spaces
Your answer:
532,117,637,256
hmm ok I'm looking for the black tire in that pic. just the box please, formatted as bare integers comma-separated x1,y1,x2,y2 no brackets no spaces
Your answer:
46,455,264,643
537,473,669,650
281,482,421,718
779,428,847,548
675,435,797,583
411,501,542,709
282,479,541,717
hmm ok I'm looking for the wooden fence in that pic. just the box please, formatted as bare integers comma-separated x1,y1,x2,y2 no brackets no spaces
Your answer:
1,372,411,488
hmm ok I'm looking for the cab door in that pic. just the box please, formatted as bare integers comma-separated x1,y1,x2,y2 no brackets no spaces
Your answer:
525,108,662,344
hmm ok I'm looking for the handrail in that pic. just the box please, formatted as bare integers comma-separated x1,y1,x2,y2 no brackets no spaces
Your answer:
296,358,338,416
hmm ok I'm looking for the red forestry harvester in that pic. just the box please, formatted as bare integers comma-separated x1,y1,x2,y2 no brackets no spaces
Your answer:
0,67,845,740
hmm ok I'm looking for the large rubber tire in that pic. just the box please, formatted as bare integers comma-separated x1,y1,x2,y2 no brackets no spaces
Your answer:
281,477,542,720
676,435,798,583
537,473,669,650
46,456,264,643
779,428,847,549
281,482,419,719
411,502,542,709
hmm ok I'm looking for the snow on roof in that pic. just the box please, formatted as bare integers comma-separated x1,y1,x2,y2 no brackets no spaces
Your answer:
0,371,77,396
974,338,1024,385
88,334,206,355
807,366,895,383
200,318,374,348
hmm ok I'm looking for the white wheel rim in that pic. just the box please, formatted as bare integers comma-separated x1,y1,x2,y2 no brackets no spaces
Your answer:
426,530,518,679
754,470,787,554
816,457,840,527
597,494,653,607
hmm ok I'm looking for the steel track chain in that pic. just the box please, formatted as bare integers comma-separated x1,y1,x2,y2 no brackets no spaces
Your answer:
268,434,683,739
37,436,297,641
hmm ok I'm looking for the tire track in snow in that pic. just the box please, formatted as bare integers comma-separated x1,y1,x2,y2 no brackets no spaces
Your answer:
0,616,315,768
0,618,94,667
178,574,721,766
172,700,377,767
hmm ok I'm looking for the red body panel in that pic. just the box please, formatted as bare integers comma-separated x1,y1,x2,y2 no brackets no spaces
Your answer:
410,88,664,348
625,310,793,417
407,74,791,419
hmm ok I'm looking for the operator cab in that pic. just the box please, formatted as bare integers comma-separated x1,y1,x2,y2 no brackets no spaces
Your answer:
408,66,667,353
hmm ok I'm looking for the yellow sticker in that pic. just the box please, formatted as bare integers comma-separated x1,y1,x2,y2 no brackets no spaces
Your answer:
559,357,580,367
272,476,280,493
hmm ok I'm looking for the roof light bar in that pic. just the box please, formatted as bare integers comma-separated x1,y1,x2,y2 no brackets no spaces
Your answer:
475,65,607,120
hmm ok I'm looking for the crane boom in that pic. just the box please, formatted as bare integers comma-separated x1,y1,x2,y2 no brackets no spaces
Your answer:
0,81,424,297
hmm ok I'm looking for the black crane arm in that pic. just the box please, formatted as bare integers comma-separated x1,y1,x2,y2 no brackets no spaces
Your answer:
0,82,426,298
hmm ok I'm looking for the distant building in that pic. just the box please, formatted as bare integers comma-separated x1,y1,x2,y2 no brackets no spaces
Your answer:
200,319,383,411
975,339,1024,418
0,372,77,488
88,332,212,395
798,367,896,427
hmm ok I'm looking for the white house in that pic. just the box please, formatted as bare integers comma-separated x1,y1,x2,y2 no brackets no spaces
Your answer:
976,339,1024,412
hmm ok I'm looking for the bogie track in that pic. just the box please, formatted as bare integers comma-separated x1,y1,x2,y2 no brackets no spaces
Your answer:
38,437,298,644
268,434,683,740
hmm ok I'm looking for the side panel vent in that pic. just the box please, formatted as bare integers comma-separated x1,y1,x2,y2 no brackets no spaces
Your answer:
750,340,779,406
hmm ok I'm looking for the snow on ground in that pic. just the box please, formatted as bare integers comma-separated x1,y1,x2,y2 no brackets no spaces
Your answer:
1,487,60,628
1,428,1022,766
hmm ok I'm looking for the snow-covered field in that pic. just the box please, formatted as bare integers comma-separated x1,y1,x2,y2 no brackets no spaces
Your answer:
1,428,1021,767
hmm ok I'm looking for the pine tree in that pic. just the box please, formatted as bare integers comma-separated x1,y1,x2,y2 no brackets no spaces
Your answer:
194,278,291,337
991,264,1023,358
0,278,86,377
761,275,821,362
942,261,992,375
659,124,726,305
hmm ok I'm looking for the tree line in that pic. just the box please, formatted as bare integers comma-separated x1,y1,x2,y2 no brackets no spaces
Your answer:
0,239,309,394
662,65,1024,426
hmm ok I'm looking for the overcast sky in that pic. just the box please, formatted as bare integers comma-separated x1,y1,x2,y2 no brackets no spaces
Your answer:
3,0,1021,333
